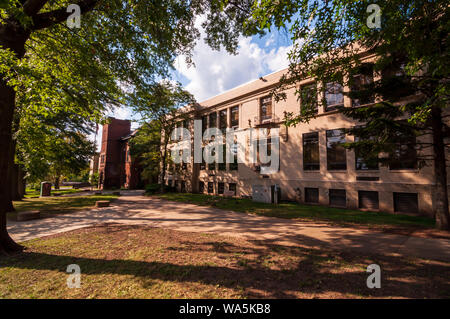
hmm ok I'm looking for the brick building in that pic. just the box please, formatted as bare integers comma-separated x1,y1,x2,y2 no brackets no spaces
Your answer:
97,117,142,189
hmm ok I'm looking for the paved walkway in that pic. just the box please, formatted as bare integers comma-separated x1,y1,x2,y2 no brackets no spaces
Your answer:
7,191,450,262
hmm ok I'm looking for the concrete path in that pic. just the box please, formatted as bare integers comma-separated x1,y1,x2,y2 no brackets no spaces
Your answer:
7,191,450,262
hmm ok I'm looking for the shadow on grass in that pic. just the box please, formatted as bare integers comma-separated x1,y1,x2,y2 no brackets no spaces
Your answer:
1,227,449,299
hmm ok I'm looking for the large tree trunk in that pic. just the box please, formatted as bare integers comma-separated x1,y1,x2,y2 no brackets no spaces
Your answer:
0,19,29,254
431,106,450,230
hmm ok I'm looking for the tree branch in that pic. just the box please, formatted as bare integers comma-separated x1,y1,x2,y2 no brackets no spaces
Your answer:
23,0,49,16
31,0,99,31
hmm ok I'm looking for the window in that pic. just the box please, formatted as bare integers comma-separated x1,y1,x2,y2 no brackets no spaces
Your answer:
218,144,226,171
305,188,319,203
199,181,204,193
218,182,225,194
209,112,217,129
228,183,237,195
329,189,346,207
351,64,375,106
181,181,186,193
100,154,105,163
303,132,320,170
354,135,378,170
207,182,214,194
394,192,418,214
229,153,238,171
230,106,239,127
208,146,216,170
389,133,417,170
257,138,272,168
260,96,272,120
358,191,379,210
324,82,344,111
326,129,347,170
201,115,208,135
219,109,227,133
200,147,206,170
300,83,318,115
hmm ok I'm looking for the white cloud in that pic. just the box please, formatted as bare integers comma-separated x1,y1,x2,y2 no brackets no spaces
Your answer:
174,28,292,102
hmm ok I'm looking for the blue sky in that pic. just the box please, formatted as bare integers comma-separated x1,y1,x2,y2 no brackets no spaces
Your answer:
97,26,293,149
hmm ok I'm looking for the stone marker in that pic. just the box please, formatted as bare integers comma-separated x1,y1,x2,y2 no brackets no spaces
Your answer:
40,181,52,197
96,201,110,208
17,211,40,221
112,191,121,196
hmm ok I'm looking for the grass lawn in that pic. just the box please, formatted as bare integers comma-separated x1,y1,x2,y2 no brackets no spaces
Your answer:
24,188,85,198
9,194,118,219
0,224,448,298
152,193,436,230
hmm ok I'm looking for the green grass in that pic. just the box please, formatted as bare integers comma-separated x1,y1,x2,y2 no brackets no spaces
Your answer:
24,188,85,198
0,225,448,299
9,194,118,219
153,193,435,229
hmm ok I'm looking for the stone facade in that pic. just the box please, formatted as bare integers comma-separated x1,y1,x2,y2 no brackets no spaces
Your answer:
165,64,450,218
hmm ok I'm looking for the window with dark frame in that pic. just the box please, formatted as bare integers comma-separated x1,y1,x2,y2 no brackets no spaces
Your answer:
228,183,237,195
208,146,216,171
218,182,225,194
303,132,320,171
358,191,379,210
389,132,417,170
300,83,318,115
326,129,347,170
200,147,206,170
199,181,204,193
394,192,418,214
351,64,375,107
305,188,319,203
230,106,239,127
209,112,217,129
257,138,272,168
324,82,344,112
219,109,227,133
207,182,214,194
218,144,226,171
260,96,272,120
329,189,346,207
354,134,379,170
201,115,208,135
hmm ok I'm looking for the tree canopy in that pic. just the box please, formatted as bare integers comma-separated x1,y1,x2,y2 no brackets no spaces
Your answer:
249,0,450,229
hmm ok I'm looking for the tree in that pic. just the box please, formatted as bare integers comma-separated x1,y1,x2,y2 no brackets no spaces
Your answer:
128,81,195,192
249,0,450,229
129,121,162,186
0,0,257,253
16,109,95,189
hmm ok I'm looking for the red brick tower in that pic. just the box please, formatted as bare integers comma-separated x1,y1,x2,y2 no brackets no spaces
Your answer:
98,117,131,189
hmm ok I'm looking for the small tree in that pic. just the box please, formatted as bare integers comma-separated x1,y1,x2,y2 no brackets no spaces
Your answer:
129,81,195,192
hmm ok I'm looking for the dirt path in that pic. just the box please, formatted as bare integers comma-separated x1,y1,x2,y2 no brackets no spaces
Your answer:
8,191,450,262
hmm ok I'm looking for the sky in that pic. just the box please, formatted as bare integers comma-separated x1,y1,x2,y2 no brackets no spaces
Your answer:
95,25,293,150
